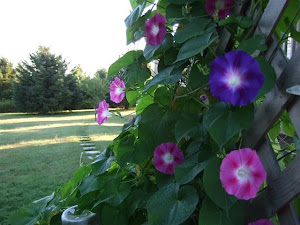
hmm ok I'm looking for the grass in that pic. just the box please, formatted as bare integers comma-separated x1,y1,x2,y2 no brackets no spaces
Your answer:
0,109,134,224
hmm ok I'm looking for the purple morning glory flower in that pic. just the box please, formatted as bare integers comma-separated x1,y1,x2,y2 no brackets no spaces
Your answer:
209,51,264,106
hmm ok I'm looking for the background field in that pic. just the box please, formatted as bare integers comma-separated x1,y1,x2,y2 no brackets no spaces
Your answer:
0,109,133,224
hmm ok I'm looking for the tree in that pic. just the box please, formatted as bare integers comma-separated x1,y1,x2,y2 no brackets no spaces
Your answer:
80,74,109,109
64,69,84,110
95,68,107,79
13,46,82,113
0,57,16,101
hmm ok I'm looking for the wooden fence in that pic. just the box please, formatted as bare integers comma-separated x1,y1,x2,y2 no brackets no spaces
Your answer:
219,0,300,224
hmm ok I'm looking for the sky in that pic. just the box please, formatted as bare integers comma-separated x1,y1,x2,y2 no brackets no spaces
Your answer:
0,0,145,75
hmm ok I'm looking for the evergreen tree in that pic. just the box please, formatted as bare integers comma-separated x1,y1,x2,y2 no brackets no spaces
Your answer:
64,69,83,110
0,57,16,101
14,46,81,113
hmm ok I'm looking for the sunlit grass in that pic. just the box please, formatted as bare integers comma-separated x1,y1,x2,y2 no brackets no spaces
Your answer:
0,108,134,224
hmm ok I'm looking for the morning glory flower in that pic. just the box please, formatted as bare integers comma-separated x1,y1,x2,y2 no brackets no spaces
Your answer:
200,94,209,105
248,219,274,225
153,142,184,174
145,13,166,46
110,77,125,103
205,0,235,19
220,148,267,200
209,51,264,106
96,100,111,125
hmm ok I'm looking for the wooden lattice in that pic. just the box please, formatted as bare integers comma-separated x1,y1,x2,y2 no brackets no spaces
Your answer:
219,0,300,224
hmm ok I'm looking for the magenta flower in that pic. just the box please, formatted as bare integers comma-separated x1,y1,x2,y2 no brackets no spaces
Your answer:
96,100,111,125
205,0,235,19
153,142,184,174
145,13,166,46
248,219,274,225
220,148,267,200
110,77,125,103
209,51,264,106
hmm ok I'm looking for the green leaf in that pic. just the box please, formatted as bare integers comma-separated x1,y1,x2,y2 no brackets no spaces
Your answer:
166,4,185,22
187,64,209,88
115,134,136,168
218,14,253,29
91,148,114,175
125,4,145,28
281,110,295,137
203,158,237,212
101,205,128,225
203,103,254,148
129,0,155,9
108,50,143,77
144,33,173,60
126,89,141,107
154,86,173,107
275,0,300,41
174,19,215,43
164,48,179,65
93,178,131,208
175,151,213,185
175,33,218,62
144,66,182,91
198,197,231,225
237,35,267,54
268,121,281,141
79,173,100,196
136,93,154,114
198,197,244,225
126,10,152,44
124,62,151,87
255,56,276,98
139,104,180,147
174,114,202,142
8,194,54,225
147,184,199,225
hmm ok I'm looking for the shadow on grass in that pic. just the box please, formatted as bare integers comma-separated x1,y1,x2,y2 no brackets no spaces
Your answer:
0,140,112,224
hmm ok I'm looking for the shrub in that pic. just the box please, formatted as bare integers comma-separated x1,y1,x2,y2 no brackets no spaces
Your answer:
0,100,17,113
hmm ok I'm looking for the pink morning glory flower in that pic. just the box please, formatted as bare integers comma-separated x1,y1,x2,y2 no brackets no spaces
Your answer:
96,100,111,125
205,0,235,19
220,148,267,200
145,13,166,46
209,51,264,106
109,77,125,103
248,219,274,225
153,142,184,174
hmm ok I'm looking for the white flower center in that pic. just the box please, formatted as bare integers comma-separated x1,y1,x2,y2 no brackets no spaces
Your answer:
236,166,251,182
215,0,225,9
101,110,112,118
115,87,124,95
228,75,241,87
151,24,160,36
163,153,174,164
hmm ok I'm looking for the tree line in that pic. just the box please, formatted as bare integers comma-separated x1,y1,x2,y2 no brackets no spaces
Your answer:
0,46,127,113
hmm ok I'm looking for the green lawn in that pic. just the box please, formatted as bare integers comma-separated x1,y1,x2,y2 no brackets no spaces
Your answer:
0,109,133,224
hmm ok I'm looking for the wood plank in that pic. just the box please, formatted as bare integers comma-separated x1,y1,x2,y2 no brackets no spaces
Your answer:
288,97,300,138
245,154,300,221
254,0,290,41
242,48,300,149
245,137,300,224
264,36,288,78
